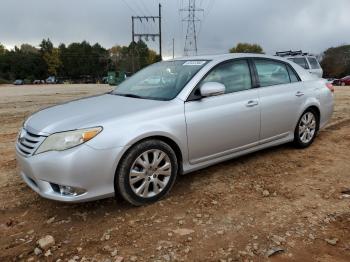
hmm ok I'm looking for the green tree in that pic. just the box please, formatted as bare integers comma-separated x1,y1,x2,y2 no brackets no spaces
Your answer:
0,47,46,81
229,43,264,54
43,48,61,76
109,45,130,72
20,44,39,54
40,39,61,76
147,49,161,64
59,41,108,80
0,43,6,55
321,45,350,78
39,39,53,53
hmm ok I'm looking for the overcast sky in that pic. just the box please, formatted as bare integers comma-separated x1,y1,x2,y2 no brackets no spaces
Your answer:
1,0,349,58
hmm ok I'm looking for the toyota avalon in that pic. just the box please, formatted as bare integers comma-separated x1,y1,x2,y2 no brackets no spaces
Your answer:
16,54,334,206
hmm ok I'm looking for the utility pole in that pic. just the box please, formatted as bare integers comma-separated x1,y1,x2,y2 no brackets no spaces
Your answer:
159,3,162,60
180,0,203,56
131,3,162,67
131,17,135,72
172,38,175,59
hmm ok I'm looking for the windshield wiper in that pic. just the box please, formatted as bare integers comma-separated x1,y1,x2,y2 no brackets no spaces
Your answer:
114,93,144,99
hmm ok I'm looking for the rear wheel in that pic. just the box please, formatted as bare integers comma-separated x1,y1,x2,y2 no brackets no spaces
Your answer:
341,82,346,86
115,139,178,206
293,109,319,148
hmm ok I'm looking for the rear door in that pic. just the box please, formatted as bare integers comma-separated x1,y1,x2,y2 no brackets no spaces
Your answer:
253,58,306,143
185,59,260,164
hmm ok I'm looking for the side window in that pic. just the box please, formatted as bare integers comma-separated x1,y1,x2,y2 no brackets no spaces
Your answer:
201,60,252,94
287,65,300,83
254,59,291,87
307,57,320,69
289,58,310,69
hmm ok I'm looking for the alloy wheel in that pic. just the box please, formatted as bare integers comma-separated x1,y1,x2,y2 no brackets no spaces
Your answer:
298,112,316,144
129,149,172,198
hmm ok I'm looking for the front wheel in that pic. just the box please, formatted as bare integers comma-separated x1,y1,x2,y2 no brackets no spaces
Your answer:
115,139,178,206
293,109,319,148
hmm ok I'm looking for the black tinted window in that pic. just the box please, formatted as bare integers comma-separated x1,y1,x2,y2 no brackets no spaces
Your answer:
255,60,291,87
201,60,252,94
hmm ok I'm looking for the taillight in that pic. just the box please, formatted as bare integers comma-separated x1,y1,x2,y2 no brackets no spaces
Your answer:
326,83,334,93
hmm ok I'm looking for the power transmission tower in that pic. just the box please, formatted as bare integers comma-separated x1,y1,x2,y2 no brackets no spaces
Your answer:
131,3,162,59
180,0,203,56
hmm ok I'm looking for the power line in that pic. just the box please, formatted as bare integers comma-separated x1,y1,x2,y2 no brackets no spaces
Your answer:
180,0,204,56
120,0,138,14
198,0,216,35
138,0,153,16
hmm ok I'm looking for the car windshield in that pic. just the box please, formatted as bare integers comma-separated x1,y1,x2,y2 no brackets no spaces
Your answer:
111,60,208,100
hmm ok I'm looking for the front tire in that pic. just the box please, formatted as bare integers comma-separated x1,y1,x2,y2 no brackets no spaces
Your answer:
115,139,178,206
293,109,319,148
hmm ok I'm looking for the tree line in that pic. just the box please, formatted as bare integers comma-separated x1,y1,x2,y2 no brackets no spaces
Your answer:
0,39,160,83
1,40,349,83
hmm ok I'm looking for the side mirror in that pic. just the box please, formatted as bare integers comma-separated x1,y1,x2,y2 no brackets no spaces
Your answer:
199,82,225,97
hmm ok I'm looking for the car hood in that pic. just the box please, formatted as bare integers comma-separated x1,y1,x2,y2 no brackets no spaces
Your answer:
24,93,167,134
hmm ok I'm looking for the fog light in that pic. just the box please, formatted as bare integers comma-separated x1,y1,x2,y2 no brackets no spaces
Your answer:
58,185,86,196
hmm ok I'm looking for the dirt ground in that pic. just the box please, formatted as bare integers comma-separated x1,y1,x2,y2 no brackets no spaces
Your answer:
0,84,349,262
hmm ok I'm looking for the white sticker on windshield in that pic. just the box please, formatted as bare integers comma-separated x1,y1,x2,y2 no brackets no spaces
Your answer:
183,61,206,66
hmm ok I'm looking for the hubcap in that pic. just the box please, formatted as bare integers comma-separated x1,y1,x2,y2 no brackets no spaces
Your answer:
299,112,316,144
129,149,172,198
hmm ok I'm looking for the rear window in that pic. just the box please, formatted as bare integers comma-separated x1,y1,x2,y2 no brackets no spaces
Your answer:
255,59,291,87
307,57,321,69
287,65,300,82
288,57,309,69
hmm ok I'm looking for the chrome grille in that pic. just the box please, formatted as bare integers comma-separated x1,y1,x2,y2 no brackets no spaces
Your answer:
16,128,46,157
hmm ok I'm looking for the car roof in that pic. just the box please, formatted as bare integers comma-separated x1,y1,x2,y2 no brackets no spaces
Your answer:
170,53,292,63
286,55,316,59
170,53,316,85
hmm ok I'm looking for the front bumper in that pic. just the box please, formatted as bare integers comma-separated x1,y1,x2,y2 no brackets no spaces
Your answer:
16,144,126,202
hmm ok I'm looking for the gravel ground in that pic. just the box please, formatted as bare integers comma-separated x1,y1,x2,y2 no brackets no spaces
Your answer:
0,84,350,262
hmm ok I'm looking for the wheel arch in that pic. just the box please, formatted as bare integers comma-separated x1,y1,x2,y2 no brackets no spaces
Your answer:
115,134,184,178
303,105,321,129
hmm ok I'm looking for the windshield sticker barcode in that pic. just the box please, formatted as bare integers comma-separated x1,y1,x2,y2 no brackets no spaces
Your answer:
183,61,206,66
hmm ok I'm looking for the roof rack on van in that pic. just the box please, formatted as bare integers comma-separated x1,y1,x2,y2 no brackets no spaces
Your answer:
275,50,309,57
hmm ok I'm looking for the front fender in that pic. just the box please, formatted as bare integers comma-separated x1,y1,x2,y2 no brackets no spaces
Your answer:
86,101,188,162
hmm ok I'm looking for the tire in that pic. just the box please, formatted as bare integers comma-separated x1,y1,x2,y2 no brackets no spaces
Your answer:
115,139,178,206
341,82,346,86
293,109,319,148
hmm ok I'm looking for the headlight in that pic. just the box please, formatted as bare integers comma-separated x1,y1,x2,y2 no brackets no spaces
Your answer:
35,127,102,154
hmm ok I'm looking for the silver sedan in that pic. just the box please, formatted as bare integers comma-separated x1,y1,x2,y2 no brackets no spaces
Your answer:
16,54,334,206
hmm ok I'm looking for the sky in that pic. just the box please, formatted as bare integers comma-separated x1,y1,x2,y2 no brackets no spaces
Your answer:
1,0,350,59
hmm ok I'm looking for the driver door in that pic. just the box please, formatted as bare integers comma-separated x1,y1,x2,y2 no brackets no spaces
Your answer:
184,59,260,164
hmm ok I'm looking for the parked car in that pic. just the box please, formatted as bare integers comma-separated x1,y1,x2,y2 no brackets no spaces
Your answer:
333,76,350,86
13,79,24,85
33,80,45,84
276,50,323,78
16,54,334,206
46,76,57,84
326,78,337,84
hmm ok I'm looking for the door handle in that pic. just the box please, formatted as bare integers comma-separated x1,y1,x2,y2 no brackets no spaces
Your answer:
295,91,305,97
246,100,259,107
